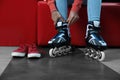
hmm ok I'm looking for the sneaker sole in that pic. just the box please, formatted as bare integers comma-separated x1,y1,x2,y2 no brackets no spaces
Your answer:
27,53,41,58
11,52,26,57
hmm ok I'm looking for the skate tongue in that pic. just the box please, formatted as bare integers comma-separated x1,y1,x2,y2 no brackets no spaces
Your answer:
57,22,63,27
93,21,100,28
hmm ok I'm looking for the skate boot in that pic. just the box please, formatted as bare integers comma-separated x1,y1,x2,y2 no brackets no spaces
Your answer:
85,21,107,61
48,21,72,57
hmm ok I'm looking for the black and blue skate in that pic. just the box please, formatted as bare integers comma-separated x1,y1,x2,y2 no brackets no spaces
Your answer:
48,22,72,57
85,21,107,61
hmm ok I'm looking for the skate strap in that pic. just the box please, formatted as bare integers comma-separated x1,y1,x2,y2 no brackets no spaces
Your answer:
56,22,68,30
88,25,100,32
88,21,101,31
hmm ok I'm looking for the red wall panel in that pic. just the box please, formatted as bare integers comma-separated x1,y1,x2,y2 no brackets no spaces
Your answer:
0,0,37,46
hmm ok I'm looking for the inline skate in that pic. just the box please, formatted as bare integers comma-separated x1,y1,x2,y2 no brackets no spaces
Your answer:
48,21,72,57
84,21,107,61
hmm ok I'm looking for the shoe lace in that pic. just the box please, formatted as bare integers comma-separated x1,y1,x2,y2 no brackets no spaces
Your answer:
17,44,26,50
29,45,38,52
28,43,47,54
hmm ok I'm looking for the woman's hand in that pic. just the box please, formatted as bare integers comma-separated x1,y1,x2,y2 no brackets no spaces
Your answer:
51,10,65,25
67,11,79,26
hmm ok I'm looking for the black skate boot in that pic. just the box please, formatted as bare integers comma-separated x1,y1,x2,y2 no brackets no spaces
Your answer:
48,21,72,57
85,21,107,61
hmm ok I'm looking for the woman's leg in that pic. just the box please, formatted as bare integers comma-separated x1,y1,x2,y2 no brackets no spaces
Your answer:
86,0,107,52
55,0,68,20
85,0,107,61
87,0,102,21
55,0,74,20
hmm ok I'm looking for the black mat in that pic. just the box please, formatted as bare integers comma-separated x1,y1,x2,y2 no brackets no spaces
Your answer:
0,48,120,80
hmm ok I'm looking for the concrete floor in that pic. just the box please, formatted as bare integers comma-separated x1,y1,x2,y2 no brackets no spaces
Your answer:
0,47,17,76
101,48,120,74
0,47,120,76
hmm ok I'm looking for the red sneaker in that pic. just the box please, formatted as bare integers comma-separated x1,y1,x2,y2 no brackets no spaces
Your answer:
27,44,41,58
11,44,28,57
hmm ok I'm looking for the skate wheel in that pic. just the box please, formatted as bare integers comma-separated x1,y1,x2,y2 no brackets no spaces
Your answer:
93,56,98,59
67,46,72,54
57,52,62,56
89,49,95,57
90,49,94,53
98,51,105,61
49,48,56,57
63,52,67,55
84,49,89,56
89,54,94,57
85,52,89,56
57,46,65,56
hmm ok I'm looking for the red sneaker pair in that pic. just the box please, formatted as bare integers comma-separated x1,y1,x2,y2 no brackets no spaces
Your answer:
11,44,41,58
